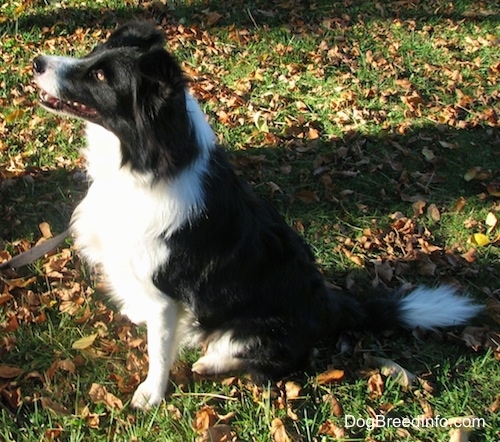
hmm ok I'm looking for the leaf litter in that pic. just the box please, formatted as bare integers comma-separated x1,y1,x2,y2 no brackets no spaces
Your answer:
1,0,499,439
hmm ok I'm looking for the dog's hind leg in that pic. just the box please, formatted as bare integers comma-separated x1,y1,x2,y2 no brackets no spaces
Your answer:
192,321,312,381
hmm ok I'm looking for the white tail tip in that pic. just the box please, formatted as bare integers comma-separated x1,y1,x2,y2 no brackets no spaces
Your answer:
399,286,482,330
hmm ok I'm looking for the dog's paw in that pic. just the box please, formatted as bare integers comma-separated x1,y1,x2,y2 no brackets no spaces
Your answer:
130,380,164,410
192,356,213,376
192,355,245,376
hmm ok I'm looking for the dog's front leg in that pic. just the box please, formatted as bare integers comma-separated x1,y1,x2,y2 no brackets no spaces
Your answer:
131,298,179,410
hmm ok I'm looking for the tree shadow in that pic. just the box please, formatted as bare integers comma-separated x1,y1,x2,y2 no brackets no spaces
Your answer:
3,0,498,37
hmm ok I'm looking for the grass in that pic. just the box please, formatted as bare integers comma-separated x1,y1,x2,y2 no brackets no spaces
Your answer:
1,0,499,440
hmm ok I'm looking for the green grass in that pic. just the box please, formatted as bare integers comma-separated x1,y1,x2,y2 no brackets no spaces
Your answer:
1,0,499,440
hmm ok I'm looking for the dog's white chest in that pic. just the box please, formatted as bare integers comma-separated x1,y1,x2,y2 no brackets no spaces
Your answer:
71,123,206,294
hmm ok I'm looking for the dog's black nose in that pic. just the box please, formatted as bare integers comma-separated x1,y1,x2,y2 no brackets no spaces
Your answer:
33,56,46,75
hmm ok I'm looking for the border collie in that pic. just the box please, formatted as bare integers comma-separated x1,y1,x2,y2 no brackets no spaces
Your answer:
33,21,481,409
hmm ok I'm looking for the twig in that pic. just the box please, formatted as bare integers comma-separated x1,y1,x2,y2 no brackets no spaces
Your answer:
170,392,238,401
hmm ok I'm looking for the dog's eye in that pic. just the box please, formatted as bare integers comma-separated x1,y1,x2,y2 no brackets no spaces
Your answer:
92,69,106,82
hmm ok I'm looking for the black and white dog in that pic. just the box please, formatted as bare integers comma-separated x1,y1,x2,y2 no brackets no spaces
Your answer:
33,22,480,409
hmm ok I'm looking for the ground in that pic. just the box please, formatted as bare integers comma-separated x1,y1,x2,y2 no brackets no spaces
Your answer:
0,1,499,441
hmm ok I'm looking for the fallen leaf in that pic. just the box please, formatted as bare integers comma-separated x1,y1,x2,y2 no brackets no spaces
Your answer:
270,418,290,442
323,394,343,417
453,197,467,212
367,372,384,399
193,405,219,433
316,368,345,385
39,222,52,239
427,203,441,222
295,190,320,203
464,167,481,182
196,425,236,442
0,365,24,379
72,333,98,350
205,11,223,27
40,397,70,415
485,212,498,232
461,326,488,351
471,233,490,247
364,355,415,389
412,200,426,217
421,147,435,161
88,383,123,410
317,420,346,437
284,381,302,400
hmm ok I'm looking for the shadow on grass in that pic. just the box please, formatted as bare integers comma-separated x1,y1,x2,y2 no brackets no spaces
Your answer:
2,0,498,38
1,123,498,288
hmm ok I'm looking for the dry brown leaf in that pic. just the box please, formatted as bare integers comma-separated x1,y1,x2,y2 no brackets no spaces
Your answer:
323,393,343,417
39,222,52,239
427,203,441,222
0,293,14,306
270,418,290,442
317,420,346,438
40,397,70,415
205,11,223,27
489,395,500,413
284,381,302,400
196,425,236,442
0,365,24,379
295,190,320,204
453,196,467,212
193,405,219,433
367,372,384,399
316,368,345,385
412,200,426,217
88,383,123,410
0,386,21,408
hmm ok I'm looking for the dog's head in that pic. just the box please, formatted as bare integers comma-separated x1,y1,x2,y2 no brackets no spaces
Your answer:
33,22,204,176
33,21,186,128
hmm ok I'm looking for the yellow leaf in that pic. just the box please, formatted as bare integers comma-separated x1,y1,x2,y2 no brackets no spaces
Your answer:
13,4,25,18
5,109,26,123
472,233,490,247
72,333,98,350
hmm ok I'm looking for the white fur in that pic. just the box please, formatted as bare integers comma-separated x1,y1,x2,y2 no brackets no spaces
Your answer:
192,331,249,376
71,92,216,409
34,55,77,97
399,286,482,329
186,90,217,151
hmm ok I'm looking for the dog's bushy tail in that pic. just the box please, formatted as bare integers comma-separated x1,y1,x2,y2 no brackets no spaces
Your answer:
331,285,482,332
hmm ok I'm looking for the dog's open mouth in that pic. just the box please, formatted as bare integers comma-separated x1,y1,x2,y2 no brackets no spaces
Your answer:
39,90,98,118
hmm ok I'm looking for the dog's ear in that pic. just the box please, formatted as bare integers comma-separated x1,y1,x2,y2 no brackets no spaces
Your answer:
138,49,186,88
104,21,165,52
